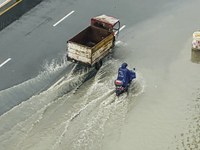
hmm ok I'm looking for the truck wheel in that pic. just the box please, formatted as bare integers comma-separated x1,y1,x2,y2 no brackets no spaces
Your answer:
112,36,116,48
95,60,102,70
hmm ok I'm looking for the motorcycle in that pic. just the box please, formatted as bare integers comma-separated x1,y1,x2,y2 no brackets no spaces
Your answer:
114,68,136,96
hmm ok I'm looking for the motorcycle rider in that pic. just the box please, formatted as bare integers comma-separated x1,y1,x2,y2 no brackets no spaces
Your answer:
117,63,136,88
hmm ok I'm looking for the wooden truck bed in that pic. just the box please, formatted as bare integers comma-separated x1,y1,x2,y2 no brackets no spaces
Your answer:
67,25,114,65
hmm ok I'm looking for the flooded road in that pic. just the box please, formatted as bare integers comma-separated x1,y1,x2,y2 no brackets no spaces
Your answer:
104,0,200,149
0,55,145,150
1,0,200,150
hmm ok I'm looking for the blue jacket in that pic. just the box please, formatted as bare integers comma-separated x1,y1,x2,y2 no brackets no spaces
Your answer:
117,63,136,87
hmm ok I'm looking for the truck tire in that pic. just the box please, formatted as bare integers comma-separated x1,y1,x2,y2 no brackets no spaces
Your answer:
112,36,116,48
95,60,102,70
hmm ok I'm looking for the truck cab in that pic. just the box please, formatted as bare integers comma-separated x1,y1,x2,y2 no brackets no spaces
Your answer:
91,14,120,41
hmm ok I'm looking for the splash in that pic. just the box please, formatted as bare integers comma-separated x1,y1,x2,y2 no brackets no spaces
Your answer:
0,56,146,150
52,58,146,150
0,55,68,115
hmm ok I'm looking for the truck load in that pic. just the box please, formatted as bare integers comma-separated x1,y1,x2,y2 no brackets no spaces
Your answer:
66,14,120,69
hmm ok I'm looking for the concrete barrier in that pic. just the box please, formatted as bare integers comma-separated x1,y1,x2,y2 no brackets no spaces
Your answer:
191,50,200,64
0,0,42,31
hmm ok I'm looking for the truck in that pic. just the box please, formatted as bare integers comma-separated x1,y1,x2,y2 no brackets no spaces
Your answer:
66,14,120,69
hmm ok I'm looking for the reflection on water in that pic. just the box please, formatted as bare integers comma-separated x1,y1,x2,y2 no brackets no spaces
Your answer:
191,50,200,64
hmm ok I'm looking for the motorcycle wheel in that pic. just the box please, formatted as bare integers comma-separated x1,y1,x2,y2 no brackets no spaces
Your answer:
116,89,121,96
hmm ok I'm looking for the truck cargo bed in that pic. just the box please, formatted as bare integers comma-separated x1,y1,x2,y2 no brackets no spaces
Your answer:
69,26,112,47
67,25,114,65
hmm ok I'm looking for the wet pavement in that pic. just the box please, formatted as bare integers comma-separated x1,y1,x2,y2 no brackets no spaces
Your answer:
1,0,200,150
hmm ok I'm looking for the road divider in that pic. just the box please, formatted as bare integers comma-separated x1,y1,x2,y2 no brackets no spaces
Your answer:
115,25,126,35
0,58,11,68
0,0,22,16
49,76,65,90
53,10,75,27
0,0,11,8
119,25,126,31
